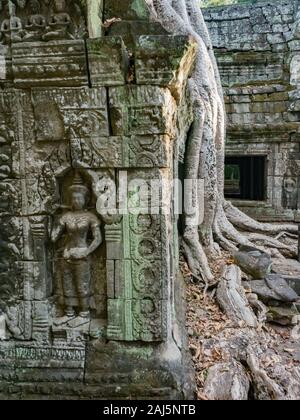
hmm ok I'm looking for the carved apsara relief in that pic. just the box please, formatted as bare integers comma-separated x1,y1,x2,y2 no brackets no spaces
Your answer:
0,14,174,345
51,172,103,328
282,168,298,210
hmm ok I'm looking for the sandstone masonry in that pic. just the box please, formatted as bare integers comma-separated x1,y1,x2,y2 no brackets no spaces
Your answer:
204,0,300,222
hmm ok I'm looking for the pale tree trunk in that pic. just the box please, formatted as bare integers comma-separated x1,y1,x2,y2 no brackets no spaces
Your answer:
146,1,300,400
145,0,297,283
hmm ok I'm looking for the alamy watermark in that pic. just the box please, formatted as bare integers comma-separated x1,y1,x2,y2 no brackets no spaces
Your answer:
95,171,204,227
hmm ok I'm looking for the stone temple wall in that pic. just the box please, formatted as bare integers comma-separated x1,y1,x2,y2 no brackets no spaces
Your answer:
0,0,195,399
204,0,300,222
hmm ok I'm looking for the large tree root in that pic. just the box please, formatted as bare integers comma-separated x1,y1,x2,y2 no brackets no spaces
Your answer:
182,231,214,283
147,0,298,283
148,1,299,400
246,349,285,400
216,265,257,327
245,233,297,258
203,361,250,400
201,264,300,400
200,321,300,400
224,201,298,235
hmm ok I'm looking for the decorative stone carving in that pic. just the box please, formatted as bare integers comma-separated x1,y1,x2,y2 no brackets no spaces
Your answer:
0,0,195,399
43,0,72,41
1,1,23,43
109,85,176,137
282,169,298,210
0,0,87,44
51,173,102,327
87,37,128,87
23,0,46,42
12,40,89,87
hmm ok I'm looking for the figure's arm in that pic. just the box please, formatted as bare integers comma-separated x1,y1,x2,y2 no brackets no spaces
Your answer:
51,217,65,243
0,239,20,256
86,219,102,256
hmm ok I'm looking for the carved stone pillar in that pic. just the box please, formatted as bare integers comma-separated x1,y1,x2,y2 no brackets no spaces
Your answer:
0,0,195,399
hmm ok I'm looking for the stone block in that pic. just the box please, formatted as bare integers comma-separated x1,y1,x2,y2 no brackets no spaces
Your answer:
89,319,106,340
70,136,123,169
11,41,89,88
107,299,126,340
15,367,84,384
13,344,86,370
27,261,52,301
267,33,285,44
70,135,172,169
108,259,165,302
0,215,23,259
288,40,300,51
288,99,300,112
286,278,300,295
265,274,299,302
109,85,176,136
267,305,299,326
0,0,194,400
31,87,109,142
253,24,272,34
234,245,272,279
0,342,15,376
127,135,171,168
107,297,166,342
272,43,288,52
106,21,167,49
135,35,197,96
131,260,165,300
31,301,50,341
250,101,287,113
87,37,129,87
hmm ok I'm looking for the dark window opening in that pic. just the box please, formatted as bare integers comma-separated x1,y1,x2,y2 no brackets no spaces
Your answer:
225,156,266,201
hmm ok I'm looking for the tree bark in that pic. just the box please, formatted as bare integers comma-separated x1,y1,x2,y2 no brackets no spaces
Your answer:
146,0,297,282
203,361,250,401
216,265,258,328
147,0,299,401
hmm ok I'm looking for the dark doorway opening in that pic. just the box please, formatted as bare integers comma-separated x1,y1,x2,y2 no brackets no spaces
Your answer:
225,156,266,201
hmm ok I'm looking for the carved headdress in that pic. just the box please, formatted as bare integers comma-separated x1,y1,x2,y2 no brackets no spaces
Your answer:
69,172,89,196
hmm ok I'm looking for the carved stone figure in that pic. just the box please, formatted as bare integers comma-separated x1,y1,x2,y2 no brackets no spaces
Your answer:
23,0,45,41
51,173,102,328
43,0,72,41
0,0,87,43
283,170,298,210
0,0,195,399
1,2,23,43
4,305,23,339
